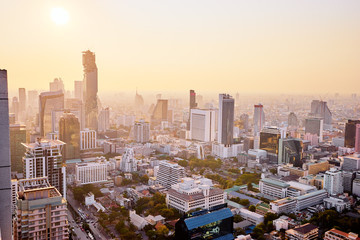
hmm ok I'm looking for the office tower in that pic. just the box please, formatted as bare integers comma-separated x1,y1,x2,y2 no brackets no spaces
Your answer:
305,118,323,142
39,90,64,137
10,124,27,172
59,112,80,160
324,168,343,196
187,90,197,130
0,69,12,240
11,96,20,121
120,148,137,172
190,108,216,142
254,103,265,136
98,107,110,132
22,139,67,198
74,80,83,101
355,124,360,153
278,138,303,167
345,120,360,148
156,160,185,189
218,94,234,146
239,113,249,132
14,177,69,239
260,127,282,154
18,87,26,121
342,154,360,171
75,159,107,185
288,112,298,127
49,77,65,92
343,171,356,193
83,50,98,130
80,128,97,150
65,98,85,130
134,119,150,143
166,177,225,213
134,89,144,108
310,100,332,129
151,99,168,127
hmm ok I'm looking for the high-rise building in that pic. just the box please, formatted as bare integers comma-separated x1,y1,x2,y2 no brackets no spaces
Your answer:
254,104,265,136
80,128,97,150
14,177,69,240
218,94,234,146
288,112,298,127
120,148,138,172
324,168,343,196
50,77,65,92
239,113,249,132
27,90,38,106
83,50,98,130
342,154,360,172
260,127,282,155
75,159,107,185
355,124,360,153
344,120,360,148
156,160,185,189
18,87,26,115
190,108,216,142
151,99,168,127
39,90,64,137
10,124,27,172
0,69,12,239
65,98,85,130
74,80,83,101
98,107,110,132
22,139,67,198
310,100,332,129
305,118,323,142
278,138,303,166
59,112,80,160
134,119,150,143
11,96,20,121
134,89,144,108
187,90,197,130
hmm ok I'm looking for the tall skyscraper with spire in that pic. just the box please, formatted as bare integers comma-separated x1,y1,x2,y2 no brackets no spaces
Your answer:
0,69,13,239
83,50,98,130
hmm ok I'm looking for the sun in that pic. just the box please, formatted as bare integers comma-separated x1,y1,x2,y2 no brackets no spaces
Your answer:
51,7,69,25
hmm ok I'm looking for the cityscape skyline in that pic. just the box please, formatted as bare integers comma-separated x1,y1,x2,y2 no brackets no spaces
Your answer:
1,0,360,94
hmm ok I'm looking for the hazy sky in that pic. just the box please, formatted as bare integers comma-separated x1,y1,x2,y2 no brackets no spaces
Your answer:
1,0,360,94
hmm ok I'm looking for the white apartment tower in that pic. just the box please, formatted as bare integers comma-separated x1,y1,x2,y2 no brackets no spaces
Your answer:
156,160,185,189
120,148,138,172
134,119,150,143
75,159,107,185
80,128,97,150
324,168,344,196
190,108,216,142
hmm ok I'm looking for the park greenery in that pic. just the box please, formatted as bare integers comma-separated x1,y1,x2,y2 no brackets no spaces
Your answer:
205,172,261,189
72,184,103,202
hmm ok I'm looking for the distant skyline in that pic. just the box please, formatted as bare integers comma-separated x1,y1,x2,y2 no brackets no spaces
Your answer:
1,0,360,94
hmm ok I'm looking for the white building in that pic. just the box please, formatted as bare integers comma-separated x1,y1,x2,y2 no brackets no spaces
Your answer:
85,192,96,206
287,181,317,197
120,148,137,172
273,217,289,231
130,210,148,229
156,160,185,189
98,107,110,132
295,189,328,210
212,142,244,158
190,108,216,142
259,178,290,199
134,119,150,143
75,159,107,185
270,197,297,214
80,128,97,150
239,208,264,225
324,168,343,196
166,177,225,213
323,197,351,212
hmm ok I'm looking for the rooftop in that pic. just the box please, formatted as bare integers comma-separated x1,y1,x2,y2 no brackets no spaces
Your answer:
261,178,290,188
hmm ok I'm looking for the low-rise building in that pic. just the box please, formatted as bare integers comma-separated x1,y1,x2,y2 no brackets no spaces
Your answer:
75,158,108,185
324,228,360,240
295,189,328,210
323,197,351,212
239,208,264,225
259,178,289,199
285,223,318,240
270,197,297,214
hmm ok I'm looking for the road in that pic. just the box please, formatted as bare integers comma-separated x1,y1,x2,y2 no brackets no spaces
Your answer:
67,209,88,240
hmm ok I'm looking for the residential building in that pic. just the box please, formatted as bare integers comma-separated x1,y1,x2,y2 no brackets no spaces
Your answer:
324,168,344,196
98,107,110,132
156,160,185,189
166,177,225,213
80,128,97,150
134,119,150,143
14,177,69,240
190,108,216,142
75,158,107,185
22,139,67,198
120,148,138,172
0,69,12,239
285,223,318,240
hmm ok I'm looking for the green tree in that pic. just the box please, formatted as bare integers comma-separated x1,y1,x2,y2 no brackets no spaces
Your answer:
234,214,243,223
249,205,256,212
239,199,250,206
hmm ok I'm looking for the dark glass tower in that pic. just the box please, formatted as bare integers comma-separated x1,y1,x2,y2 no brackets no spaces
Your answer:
345,120,360,148
218,94,234,146
187,90,197,130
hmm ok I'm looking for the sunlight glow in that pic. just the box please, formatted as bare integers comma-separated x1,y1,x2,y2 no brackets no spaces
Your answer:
51,7,69,25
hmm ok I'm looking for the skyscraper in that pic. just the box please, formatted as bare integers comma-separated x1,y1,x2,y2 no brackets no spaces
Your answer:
278,138,303,166
74,80,83,101
22,139,67,198
324,168,343,196
0,69,12,240
98,107,110,132
305,118,324,142
134,119,150,143
218,94,234,146
11,96,19,121
65,98,85,130
10,124,26,172
310,100,332,129
187,90,197,130
254,104,265,136
50,77,65,92
355,124,360,153
151,99,168,128
18,87,26,121
345,120,360,148
83,50,98,130
288,112,298,127
59,112,80,160
39,90,64,137
190,108,216,142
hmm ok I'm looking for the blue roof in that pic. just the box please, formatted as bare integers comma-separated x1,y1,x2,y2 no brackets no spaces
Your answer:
184,208,233,230
214,233,234,240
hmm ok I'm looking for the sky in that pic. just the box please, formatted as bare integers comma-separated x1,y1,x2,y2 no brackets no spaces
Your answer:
1,0,360,94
